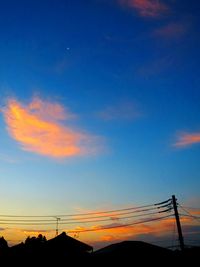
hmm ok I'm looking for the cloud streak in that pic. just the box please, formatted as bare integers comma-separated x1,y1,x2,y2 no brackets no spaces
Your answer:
2,97,97,158
119,0,169,17
97,101,141,121
174,132,200,148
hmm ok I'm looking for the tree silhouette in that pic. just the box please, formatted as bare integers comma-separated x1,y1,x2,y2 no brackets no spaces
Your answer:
25,234,47,248
0,237,8,250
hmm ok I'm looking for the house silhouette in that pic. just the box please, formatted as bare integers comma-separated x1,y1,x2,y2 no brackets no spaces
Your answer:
46,231,93,255
1,233,200,266
1,232,93,265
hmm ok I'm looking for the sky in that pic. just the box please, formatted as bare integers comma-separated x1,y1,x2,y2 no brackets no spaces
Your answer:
0,0,200,249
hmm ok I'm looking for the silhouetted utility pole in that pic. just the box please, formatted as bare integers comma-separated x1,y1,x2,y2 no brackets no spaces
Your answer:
172,195,184,250
55,217,60,236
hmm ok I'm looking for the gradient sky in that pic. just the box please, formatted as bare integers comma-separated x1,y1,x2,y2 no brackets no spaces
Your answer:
0,0,200,248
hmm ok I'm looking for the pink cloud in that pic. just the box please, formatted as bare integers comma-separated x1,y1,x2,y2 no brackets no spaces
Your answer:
2,97,98,158
154,22,188,39
119,0,169,17
174,132,200,147
28,96,76,121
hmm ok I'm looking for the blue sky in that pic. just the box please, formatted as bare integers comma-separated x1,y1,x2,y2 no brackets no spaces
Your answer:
0,0,200,246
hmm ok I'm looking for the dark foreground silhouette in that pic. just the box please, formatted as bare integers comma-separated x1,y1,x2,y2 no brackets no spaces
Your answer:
0,232,199,266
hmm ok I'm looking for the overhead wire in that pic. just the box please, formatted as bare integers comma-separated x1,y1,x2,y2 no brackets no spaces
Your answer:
0,209,173,225
0,206,172,224
0,199,172,218
0,198,173,241
178,204,200,223
181,206,200,210
0,198,176,248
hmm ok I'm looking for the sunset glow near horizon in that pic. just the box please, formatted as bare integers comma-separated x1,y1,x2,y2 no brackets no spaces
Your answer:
0,0,200,249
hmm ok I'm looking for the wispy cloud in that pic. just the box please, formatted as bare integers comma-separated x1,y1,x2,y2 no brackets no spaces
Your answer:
2,97,98,158
0,152,20,163
154,22,188,39
119,0,169,18
174,132,200,148
97,101,141,121
53,58,69,75
137,55,173,78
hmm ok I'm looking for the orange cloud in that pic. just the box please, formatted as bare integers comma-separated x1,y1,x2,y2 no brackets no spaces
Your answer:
101,235,116,242
119,0,169,17
98,217,196,245
174,132,200,148
23,229,51,236
67,216,174,235
67,215,195,244
2,97,96,158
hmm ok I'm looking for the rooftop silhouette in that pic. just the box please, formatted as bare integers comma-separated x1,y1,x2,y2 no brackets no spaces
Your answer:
0,232,199,266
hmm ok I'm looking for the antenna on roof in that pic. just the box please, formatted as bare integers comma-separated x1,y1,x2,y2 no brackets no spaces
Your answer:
55,217,61,236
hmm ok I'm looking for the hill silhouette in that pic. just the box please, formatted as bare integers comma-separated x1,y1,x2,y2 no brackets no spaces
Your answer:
92,240,174,265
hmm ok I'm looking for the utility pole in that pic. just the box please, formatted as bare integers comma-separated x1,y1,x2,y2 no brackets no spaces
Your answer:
55,217,60,236
172,195,184,250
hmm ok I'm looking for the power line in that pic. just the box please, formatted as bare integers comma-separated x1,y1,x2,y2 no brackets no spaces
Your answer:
181,206,200,210
0,198,173,245
0,206,172,223
179,213,200,220
179,205,200,223
0,206,161,221
0,210,173,226
0,199,171,218
0,198,176,247
154,199,172,206
58,211,172,225
2,196,199,249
